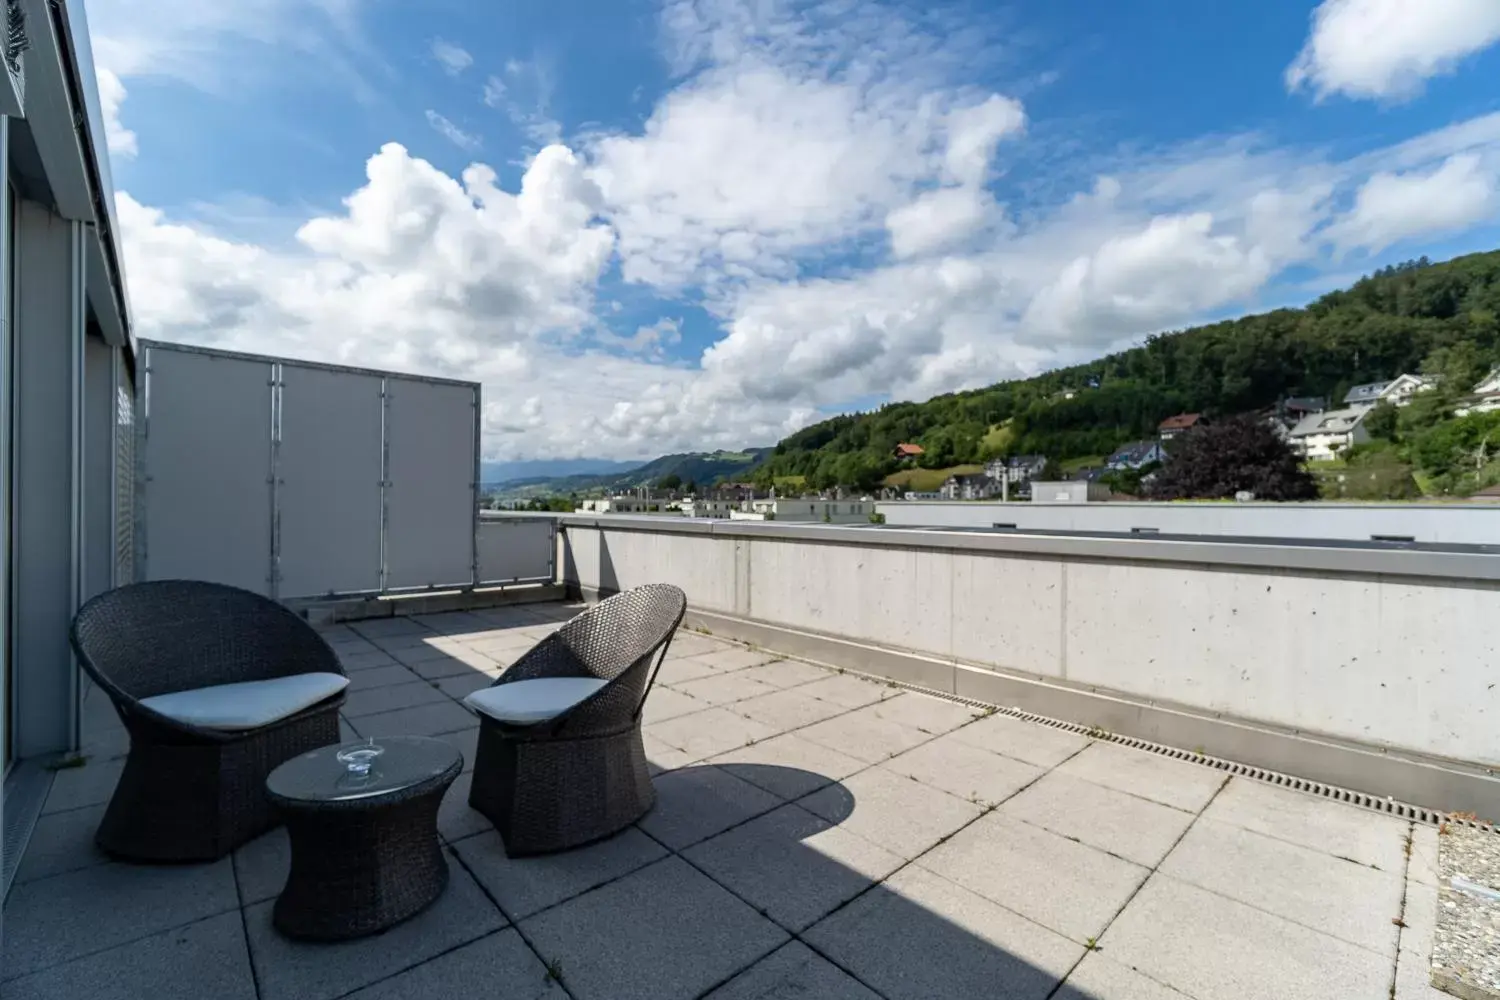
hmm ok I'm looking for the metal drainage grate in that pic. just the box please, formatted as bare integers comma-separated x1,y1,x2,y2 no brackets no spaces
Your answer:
685,628,1497,834
2,760,55,903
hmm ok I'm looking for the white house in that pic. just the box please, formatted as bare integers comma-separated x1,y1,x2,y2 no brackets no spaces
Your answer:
730,499,873,523
1455,367,1500,416
575,496,679,515
941,473,1001,501
1289,407,1370,460
679,498,736,519
1345,374,1436,409
1105,441,1165,470
984,455,1047,484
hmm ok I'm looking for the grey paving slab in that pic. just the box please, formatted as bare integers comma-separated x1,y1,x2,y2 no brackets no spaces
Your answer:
864,692,987,735
232,827,289,905
1000,770,1197,867
948,713,1093,768
682,647,780,672
703,941,882,1000
646,706,779,760
653,656,723,686
245,858,506,1000
345,928,565,1000
340,716,360,741
733,687,851,730
345,663,424,691
637,765,785,849
1396,947,1451,1000
1056,742,1227,813
882,734,1042,808
797,704,935,764
805,864,1081,1000
435,671,494,701
78,723,131,762
1,859,239,980
409,611,498,634
1202,776,1410,873
434,725,480,771
350,700,476,738
684,803,905,931
406,651,498,680
737,658,834,689
460,636,533,659
341,679,451,717
671,670,780,706
41,756,124,815
801,766,983,859
664,632,740,659
365,631,454,651
13,803,109,884
437,771,491,842
1160,817,1403,956
0,911,256,1000
1410,823,1440,887
385,642,467,666
1402,878,1437,959
519,855,789,1000
710,732,867,800
643,732,697,772
796,674,895,710
641,686,707,725
1100,873,1393,1000
917,812,1148,943
1058,953,1196,1000
337,649,401,671
349,617,434,639
453,826,667,920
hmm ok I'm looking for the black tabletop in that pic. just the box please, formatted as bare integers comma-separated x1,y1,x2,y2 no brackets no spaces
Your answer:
267,736,462,805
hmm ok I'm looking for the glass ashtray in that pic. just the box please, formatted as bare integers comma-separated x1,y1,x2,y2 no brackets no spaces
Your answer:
336,741,385,777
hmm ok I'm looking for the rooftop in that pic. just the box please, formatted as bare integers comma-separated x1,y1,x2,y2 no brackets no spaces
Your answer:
2,600,1446,1000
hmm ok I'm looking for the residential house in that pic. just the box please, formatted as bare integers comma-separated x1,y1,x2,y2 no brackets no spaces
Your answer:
1455,367,1500,416
892,443,925,461
1277,397,1327,426
679,499,737,519
1106,440,1165,470
1289,407,1370,461
1345,374,1436,409
1157,413,1202,440
940,473,1002,501
984,454,1047,484
903,491,942,500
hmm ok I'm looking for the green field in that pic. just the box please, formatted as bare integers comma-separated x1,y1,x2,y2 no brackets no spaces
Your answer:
1061,454,1105,473
882,464,983,492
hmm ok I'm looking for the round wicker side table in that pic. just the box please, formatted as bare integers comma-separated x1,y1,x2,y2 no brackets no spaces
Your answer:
266,736,463,941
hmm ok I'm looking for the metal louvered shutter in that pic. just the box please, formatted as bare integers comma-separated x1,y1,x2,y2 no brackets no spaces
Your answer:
115,372,135,586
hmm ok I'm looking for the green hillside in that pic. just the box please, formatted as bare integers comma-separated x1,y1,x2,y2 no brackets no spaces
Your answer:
751,251,1500,493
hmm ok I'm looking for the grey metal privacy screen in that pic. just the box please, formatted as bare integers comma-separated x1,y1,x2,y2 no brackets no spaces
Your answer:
137,340,486,600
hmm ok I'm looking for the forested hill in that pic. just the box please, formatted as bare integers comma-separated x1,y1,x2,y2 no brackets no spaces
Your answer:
752,250,1500,488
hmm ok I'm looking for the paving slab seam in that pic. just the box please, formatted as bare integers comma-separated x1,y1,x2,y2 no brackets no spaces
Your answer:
669,740,1097,1000
1387,822,1416,1000
1044,770,1230,1000
1,900,247,985
441,843,580,1000
324,927,523,1000
231,840,267,1000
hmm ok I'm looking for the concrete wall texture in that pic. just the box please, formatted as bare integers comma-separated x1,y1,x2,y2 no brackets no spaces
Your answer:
559,517,1500,774
877,500,1500,544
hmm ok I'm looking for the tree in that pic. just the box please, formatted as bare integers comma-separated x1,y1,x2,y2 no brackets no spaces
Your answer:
1363,401,1399,441
1035,458,1064,481
1150,414,1317,501
681,478,698,495
655,473,682,491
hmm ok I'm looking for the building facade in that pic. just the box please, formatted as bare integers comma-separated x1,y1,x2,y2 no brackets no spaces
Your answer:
2,0,137,881
1290,407,1370,460
731,499,874,523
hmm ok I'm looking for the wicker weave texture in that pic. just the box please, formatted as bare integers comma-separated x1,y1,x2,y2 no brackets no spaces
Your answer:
69,580,348,862
469,584,686,855
269,760,461,941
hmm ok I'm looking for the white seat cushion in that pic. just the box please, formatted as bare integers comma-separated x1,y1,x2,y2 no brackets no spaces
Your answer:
140,672,349,731
464,677,610,725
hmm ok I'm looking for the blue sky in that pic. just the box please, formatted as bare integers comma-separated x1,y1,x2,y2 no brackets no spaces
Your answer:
88,0,1500,460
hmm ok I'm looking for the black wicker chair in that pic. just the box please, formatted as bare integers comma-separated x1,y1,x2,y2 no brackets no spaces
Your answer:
466,584,687,855
69,580,348,862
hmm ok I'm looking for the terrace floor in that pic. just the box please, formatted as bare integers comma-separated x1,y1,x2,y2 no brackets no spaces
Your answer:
3,600,1450,1000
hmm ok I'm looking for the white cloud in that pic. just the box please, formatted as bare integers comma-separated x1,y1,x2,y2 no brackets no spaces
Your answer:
1288,0,1500,102
430,38,473,76
885,187,999,259
1329,153,1498,253
96,66,138,160
425,110,481,152
482,75,507,107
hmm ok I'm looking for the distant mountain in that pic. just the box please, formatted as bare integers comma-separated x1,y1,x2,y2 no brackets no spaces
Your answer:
481,458,643,484
487,449,773,497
